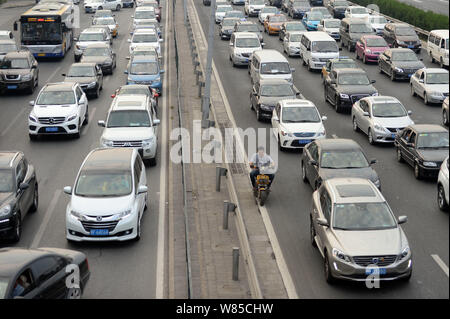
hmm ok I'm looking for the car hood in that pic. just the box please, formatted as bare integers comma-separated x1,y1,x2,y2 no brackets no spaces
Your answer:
102,127,154,141
417,149,449,162
367,46,389,53
0,69,30,76
70,195,134,217
0,192,14,207
64,76,96,84
325,27,340,33
337,85,377,94
269,22,285,27
349,32,375,40
128,73,160,81
76,41,106,49
373,116,413,129
32,105,77,118
320,167,378,182
392,60,425,69
234,46,261,54
80,56,111,64
260,95,296,106
396,35,419,42
293,6,310,11
222,26,234,31
281,122,324,134
424,84,449,93
334,227,404,256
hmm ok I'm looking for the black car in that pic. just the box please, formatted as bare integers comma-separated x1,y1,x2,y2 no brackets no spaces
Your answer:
0,151,38,242
80,43,116,75
288,0,311,19
269,0,283,8
203,0,211,5
324,68,378,113
0,247,90,299
63,63,104,98
378,48,425,81
383,23,422,54
219,18,240,40
395,124,449,179
327,0,348,19
309,0,323,5
0,51,39,95
301,138,380,190
279,21,306,41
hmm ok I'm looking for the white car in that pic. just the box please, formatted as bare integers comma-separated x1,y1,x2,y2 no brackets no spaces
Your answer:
128,29,162,55
317,18,341,41
344,6,370,19
271,99,327,150
28,82,88,140
437,156,449,211
352,96,414,145
245,0,265,17
258,6,278,24
98,94,160,165
74,27,111,61
64,147,148,242
410,68,449,105
84,0,122,12
366,15,388,36
92,16,119,37
215,5,233,24
229,32,263,66
283,31,303,57
132,6,157,28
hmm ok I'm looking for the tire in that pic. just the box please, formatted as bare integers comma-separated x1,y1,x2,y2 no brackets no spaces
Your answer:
324,254,335,284
98,6,103,10
414,162,422,180
424,93,430,105
368,128,375,145
259,189,268,206
438,184,449,211
278,135,285,152
440,58,444,69
307,60,312,72
116,4,121,11
390,69,396,81
83,107,89,125
134,216,141,241
334,95,342,113
301,161,308,183
73,120,81,139
29,184,38,213
147,156,157,166
27,81,35,94
256,106,263,121
66,287,82,299
410,85,416,96
310,218,317,247
352,117,360,132
443,110,449,126
430,52,435,64
11,212,22,243
396,148,404,163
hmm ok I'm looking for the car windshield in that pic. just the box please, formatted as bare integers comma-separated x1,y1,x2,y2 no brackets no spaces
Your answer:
217,6,232,12
94,18,115,25
286,23,306,31
135,11,156,19
395,27,416,36
260,62,291,74
119,88,150,96
333,202,397,230
392,51,418,61
338,73,370,85
312,41,338,52
366,37,388,47
250,0,265,4
37,91,75,105
236,38,260,48
84,47,110,56
262,7,277,13
67,66,96,77
79,33,104,41
334,0,348,6
130,61,158,75
350,24,373,33
307,12,323,21
289,34,302,42
320,149,369,168
107,109,151,127
334,60,356,69
0,170,13,192
237,25,259,32
0,43,17,53
416,132,449,149
0,58,29,69
133,34,158,43
352,7,367,14
226,12,245,18
260,84,293,96
222,19,239,27
372,102,407,117
325,20,340,28
75,170,133,197
370,16,387,24
426,72,449,85
0,278,9,299
282,107,320,123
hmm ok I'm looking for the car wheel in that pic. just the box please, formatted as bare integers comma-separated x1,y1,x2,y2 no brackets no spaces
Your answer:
438,184,449,211
74,120,81,139
11,212,22,243
98,6,103,10
440,58,444,68
414,162,422,180
29,184,38,213
116,4,121,11
334,95,342,113
368,128,375,145
148,156,157,166
256,106,263,122
134,216,141,241
307,60,312,72
352,117,360,132
27,80,35,94
390,69,396,81
66,287,82,299
301,161,308,183
324,254,335,284
430,53,435,64
278,135,285,152
396,147,404,163
424,93,430,105
443,110,449,126
310,218,317,247
410,85,416,96
83,107,89,125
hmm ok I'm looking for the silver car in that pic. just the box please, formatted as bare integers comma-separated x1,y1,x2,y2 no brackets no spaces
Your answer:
310,177,412,283
352,96,414,145
410,68,449,105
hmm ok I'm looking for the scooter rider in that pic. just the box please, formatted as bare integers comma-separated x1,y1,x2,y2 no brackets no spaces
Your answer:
249,146,275,189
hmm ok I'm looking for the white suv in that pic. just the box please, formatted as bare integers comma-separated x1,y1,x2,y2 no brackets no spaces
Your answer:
84,0,122,13
438,156,449,211
98,94,159,166
245,0,265,17
128,29,162,55
229,32,263,66
28,82,88,140
64,148,148,242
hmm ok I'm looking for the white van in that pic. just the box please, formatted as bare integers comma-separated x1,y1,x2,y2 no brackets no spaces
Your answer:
299,31,340,72
428,30,449,68
249,49,295,84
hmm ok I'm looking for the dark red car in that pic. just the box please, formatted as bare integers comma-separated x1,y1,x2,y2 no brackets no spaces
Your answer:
355,35,389,64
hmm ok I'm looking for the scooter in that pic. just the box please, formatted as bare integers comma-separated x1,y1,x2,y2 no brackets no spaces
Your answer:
251,164,273,206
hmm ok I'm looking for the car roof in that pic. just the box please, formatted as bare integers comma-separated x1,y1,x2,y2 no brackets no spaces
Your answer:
82,148,134,172
259,78,291,85
409,124,449,133
42,82,75,91
0,151,20,168
315,138,361,150
82,27,106,34
112,95,148,110
70,62,97,68
85,42,110,48
280,99,316,108
365,96,401,104
325,178,384,204
130,55,158,62
335,68,366,75
252,49,286,61
236,21,257,25
429,29,449,37
0,248,51,278
119,84,150,91
0,31,12,35
423,68,448,74
135,6,155,11
3,51,30,59
302,31,334,40
233,32,259,38
389,23,412,28
134,29,157,34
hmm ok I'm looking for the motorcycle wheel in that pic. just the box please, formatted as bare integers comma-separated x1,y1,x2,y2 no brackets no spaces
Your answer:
259,189,268,206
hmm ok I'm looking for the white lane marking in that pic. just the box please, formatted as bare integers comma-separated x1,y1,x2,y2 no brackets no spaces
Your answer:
82,106,97,136
156,0,170,299
0,107,27,137
431,254,449,277
48,65,62,82
30,189,62,248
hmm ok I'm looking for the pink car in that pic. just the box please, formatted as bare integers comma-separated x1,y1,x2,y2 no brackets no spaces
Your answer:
355,35,389,64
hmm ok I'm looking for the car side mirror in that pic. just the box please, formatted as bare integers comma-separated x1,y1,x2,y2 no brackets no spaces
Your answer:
159,39,164,43
61,73,66,77
127,39,131,43
229,42,233,46
97,120,105,127
290,68,295,72
419,79,424,83
63,186,72,195
160,69,165,74
407,110,412,115
398,216,408,225
31,65,37,69
363,111,370,117
317,218,329,227
124,70,128,74
153,119,161,125
321,116,327,121
137,185,148,194
371,80,376,84
29,101,35,106
73,37,78,42
261,43,265,47
370,159,377,165
406,142,415,148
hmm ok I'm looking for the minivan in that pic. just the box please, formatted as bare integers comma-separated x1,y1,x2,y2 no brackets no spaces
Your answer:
340,18,375,52
299,31,339,71
428,29,449,68
249,49,295,84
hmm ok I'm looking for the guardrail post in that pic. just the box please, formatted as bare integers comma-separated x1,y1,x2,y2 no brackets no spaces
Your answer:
216,167,228,192
223,201,236,230
198,81,205,98
196,70,202,85
232,247,240,281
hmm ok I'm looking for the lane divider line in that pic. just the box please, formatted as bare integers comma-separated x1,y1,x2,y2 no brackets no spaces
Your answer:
431,254,449,277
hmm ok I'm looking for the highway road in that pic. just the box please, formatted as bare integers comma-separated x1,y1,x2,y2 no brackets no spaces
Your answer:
0,2,170,298
396,0,449,17
193,2,449,298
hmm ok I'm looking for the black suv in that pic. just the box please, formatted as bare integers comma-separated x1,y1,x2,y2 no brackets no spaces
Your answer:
63,62,104,98
0,152,38,242
383,23,422,54
327,0,348,19
0,51,39,95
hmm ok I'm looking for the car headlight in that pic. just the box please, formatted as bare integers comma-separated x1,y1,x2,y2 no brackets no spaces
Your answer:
280,131,294,138
394,67,404,73
70,210,86,221
374,124,385,131
400,246,410,260
87,81,97,89
372,92,379,96
339,93,350,99
101,138,113,147
423,161,438,167
113,210,132,220
142,137,155,147
397,40,405,45
21,74,32,81
366,49,372,54
0,205,12,218
259,104,272,111
373,178,381,188
29,115,37,123
67,114,78,122
332,248,351,263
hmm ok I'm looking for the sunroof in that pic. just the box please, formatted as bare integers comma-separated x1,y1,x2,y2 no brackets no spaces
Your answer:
336,185,376,198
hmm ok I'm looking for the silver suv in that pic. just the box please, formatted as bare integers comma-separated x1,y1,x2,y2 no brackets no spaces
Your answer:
310,177,412,283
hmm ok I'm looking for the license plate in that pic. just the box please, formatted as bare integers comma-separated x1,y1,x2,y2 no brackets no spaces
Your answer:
408,45,414,49
45,127,58,132
90,229,109,236
299,139,312,144
408,74,412,78
391,134,396,139
365,268,386,275
245,58,249,63
38,53,46,57
7,85,17,89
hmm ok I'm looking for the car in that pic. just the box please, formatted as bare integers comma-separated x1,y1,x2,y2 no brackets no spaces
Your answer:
258,6,278,24
231,0,245,5
0,247,90,299
287,0,311,19
321,57,356,81
219,18,240,40
302,11,323,31
132,6,157,28
317,18,341,41
269,0,282,7
84,0,122,13
125,55,164,94
234,21,263,43
111,84,158,111
0,40,18,62
264,14,287,35
443,97,449,126
324,68,378,113
383,23,421,54
327,0,349,19
0,152,38,242
427,29,449,68
283,31,304,57
395,124,449,179
0,30,13,41
271,99,327,150
245,0,266,17
437,156,449,211
92,16,119,38
215,5,233,24
122,0,135,8
229,32,263,67
74,28,111,62
355,35,389,64
250,78,301,121
410,68,449,105
63,63,104,98
310,7,332,19
366,15,388,36
344,5,369,19
301,138,380,190
80,43,116,75
93,9,114,18
224,10,246,21
352,96,414,145
128,29,162,55
309,0,323,5
378,48,425,81
249,49,295,84
127,45,160,62
0,51,39,95
279,21,306,41
28,82,89,140
64,148,148,242
340,18,376,52
139,0,161,22
310,177,412,283
131,21,162,39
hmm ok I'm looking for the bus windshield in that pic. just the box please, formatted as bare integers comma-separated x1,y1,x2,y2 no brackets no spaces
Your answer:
21,22,62,45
